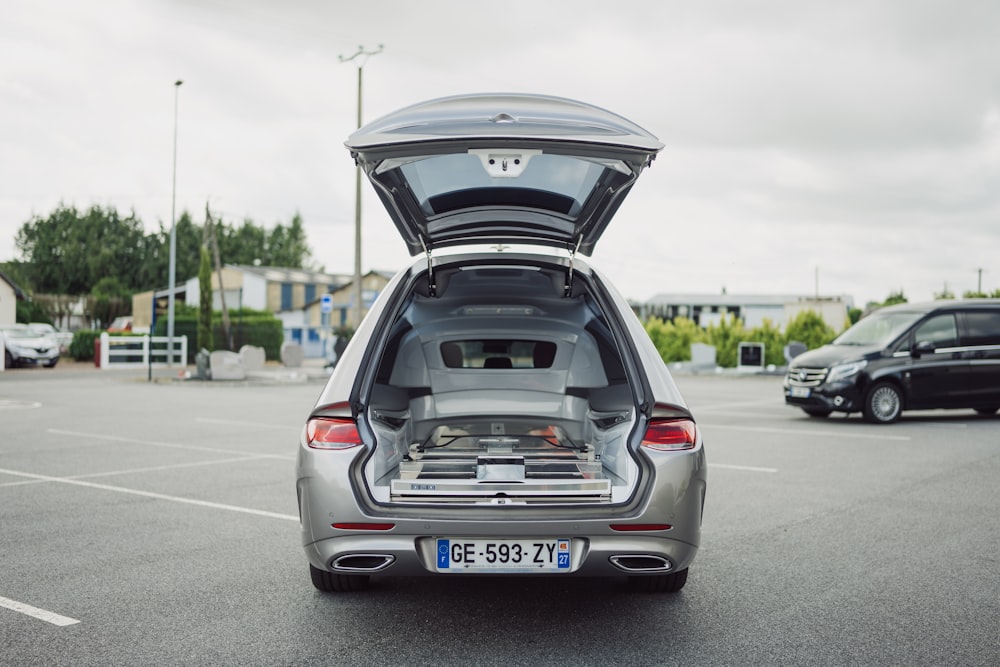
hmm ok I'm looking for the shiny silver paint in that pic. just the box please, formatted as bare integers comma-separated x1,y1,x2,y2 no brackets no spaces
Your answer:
296,94,705,589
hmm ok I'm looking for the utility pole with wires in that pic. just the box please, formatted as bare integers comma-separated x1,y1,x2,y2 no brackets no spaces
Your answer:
339,44,383,330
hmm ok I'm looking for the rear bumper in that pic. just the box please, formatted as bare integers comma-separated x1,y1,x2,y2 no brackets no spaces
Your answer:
303,532,699,578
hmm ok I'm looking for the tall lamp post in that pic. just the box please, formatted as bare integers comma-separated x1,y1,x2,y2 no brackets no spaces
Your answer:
167,79,183,366
339,44,382,329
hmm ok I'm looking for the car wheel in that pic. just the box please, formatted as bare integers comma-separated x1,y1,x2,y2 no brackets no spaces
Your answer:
863,382,902,424
802,407,832,418
974,407,998,415
4,350,13,369
309,564,371,592
45,359,59,368
627,567,688,593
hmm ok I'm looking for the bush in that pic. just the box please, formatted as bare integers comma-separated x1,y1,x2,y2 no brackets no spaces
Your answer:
741,318,786,367
154,308,283,363
644,316,706,362
704,314,746,368
644,309,838,368
785,310,837,351
69,330,102,361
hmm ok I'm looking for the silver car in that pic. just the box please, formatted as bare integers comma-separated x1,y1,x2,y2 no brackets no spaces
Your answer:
296,94,707,593
2,324,60,368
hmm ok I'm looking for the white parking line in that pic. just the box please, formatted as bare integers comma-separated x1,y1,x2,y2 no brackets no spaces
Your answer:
196,417,301,431
709,463,778,473
0,467,298,522
68,455,276,480
0,595,79,626
47,429,295,460
702,424,911,441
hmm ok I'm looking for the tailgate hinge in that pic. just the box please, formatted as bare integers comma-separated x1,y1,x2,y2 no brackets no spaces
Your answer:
564,237,582,297
421,238,436,296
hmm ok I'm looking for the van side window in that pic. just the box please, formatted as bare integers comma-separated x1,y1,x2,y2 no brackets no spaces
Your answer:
911,314,958,349
962,311,1000,346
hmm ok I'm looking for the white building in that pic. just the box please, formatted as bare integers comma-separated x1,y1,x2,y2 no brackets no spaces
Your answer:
639,293,854,332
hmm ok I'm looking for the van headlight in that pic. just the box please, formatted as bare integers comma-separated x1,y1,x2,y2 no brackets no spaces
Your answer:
827,360,867,383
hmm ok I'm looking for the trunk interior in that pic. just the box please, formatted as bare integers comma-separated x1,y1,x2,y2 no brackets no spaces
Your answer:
362,262,640,505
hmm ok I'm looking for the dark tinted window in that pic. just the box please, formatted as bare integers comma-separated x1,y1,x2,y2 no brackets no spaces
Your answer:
910,314,958,349
440,340,557,369
962,311,1000,346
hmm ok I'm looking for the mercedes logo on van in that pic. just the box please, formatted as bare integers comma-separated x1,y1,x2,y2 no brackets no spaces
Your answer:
798,370,808,382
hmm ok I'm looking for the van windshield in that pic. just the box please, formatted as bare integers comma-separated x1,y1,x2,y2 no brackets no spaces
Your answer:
834,311,922,346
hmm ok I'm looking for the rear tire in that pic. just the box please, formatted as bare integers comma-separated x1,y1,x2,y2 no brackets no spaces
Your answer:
863,381,902,424
309,564,371,592
628,567,688,593
974,407,998,415
802,407,832,418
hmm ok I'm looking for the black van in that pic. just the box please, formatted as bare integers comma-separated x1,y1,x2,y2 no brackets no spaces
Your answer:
784,300,1000,423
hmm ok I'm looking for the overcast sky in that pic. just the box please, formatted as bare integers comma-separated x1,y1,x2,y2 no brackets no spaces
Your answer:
3,0,998,306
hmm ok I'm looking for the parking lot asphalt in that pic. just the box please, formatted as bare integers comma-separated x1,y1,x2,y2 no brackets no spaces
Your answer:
1,365,998,666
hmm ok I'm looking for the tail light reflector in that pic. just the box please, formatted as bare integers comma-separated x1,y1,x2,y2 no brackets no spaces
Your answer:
332,523,395,531
609,523,672,531
641,418,697,451
306,417,363,449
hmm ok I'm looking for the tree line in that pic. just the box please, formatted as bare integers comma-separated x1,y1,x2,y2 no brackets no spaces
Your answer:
7,203,315,297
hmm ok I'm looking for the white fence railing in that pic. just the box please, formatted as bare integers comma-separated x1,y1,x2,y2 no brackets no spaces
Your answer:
99,333,187,369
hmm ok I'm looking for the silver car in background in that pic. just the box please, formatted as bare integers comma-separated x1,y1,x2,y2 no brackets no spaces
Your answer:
1,324,60,368
296,94,707,593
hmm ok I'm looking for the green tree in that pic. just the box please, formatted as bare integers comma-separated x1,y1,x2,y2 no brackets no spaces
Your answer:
785,310,837,350
962,289,1000,298
934,285,955,300
14,204,147,294
882,290,908,306
197,246,213,352
88,276,132,329
266,212,313,268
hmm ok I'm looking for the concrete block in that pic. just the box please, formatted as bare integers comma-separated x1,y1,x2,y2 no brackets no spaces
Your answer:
280,342,304,368
210,350,246,380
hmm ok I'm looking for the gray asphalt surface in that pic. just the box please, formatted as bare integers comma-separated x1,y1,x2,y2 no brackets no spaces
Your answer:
1,363,998,666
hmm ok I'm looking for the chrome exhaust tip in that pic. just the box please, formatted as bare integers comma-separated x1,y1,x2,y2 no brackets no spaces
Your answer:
332,554,396,572
609,555,674,573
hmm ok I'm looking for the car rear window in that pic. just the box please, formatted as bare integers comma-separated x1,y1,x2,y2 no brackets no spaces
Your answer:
441,340,556,369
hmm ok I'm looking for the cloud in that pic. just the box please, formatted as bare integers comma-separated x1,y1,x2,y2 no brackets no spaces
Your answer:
2,0,998,307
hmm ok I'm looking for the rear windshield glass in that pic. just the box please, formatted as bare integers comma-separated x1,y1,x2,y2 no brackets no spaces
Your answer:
441,340,556,369
400,153,607,217
834,311,923,346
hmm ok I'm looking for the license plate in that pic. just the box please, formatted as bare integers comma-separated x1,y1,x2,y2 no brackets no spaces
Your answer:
436,538,571,572
789,386,811,398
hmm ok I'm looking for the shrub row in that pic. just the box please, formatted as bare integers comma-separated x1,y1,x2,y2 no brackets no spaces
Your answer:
644,310,838,368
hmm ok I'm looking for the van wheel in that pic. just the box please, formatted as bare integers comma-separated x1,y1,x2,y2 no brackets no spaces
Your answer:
802,407,832,418
628,567,688,593
974,407,998,415
309,564,370,592
863,382,902,424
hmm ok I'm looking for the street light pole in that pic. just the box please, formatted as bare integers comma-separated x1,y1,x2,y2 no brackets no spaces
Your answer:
167,79,183,366
339,44,382,329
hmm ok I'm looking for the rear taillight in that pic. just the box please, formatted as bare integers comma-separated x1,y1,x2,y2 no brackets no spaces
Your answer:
641,418,697,451
306,417,363,449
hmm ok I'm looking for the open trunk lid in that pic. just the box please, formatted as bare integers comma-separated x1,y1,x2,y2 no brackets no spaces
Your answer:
346,93,663,256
